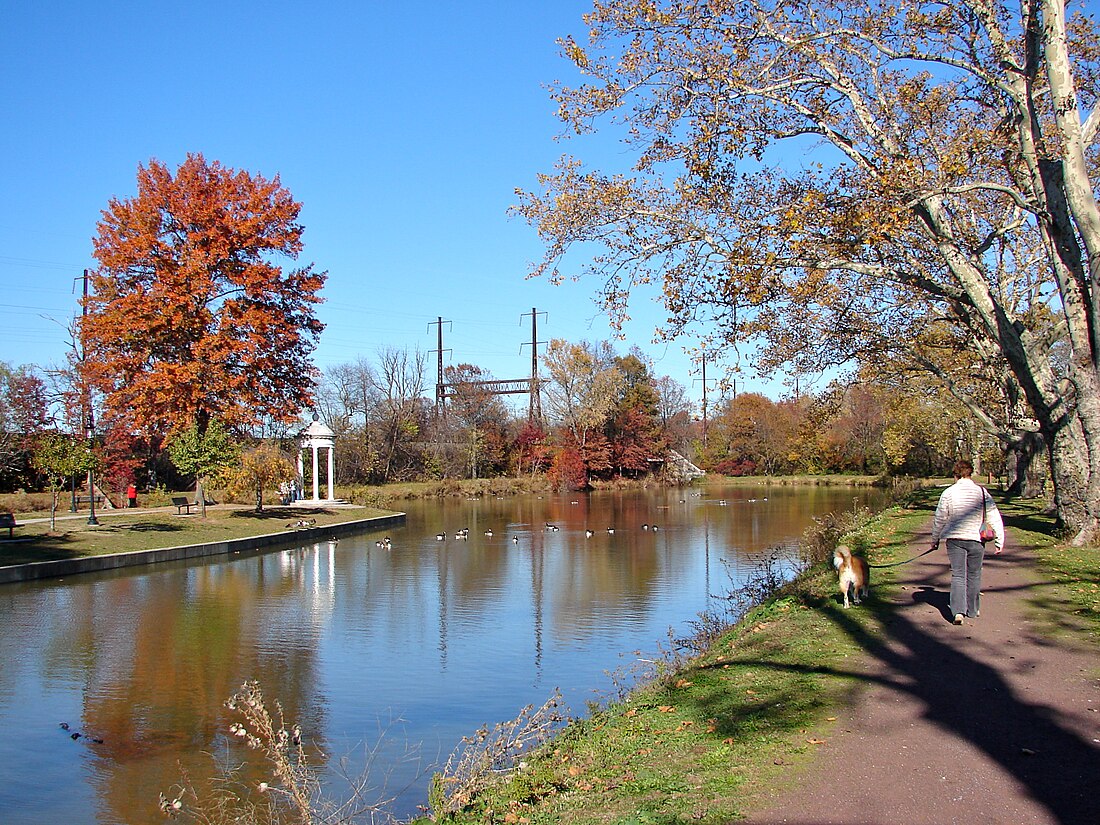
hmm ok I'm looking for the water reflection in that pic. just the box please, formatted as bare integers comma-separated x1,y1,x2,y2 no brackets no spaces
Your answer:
0,484,883,823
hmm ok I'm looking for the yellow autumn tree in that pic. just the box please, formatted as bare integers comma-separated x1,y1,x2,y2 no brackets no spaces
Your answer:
225,442,297,512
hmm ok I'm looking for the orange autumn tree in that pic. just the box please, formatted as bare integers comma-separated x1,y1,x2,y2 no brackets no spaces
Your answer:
81,153,325,440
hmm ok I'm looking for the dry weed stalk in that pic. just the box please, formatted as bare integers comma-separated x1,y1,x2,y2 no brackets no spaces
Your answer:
428,690,567,820
161,680,404,825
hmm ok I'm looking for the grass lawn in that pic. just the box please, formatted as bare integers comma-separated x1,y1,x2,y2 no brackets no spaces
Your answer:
0,504,397,567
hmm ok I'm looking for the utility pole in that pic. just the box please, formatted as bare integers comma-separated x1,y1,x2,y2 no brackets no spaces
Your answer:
519,307,546,422
692,346,716,450
428,317,451,412
81,268,99,525
701,354,708,450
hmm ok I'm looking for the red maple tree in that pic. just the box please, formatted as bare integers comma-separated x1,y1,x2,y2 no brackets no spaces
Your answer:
81,153,325,437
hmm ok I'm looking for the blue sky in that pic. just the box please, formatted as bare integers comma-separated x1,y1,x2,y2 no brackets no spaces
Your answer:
1,2,785,411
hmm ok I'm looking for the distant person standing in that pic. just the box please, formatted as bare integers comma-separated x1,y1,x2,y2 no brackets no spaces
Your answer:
930,459,1005,625
127,483,138,508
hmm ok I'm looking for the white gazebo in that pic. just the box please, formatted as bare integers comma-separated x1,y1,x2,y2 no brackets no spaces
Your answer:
298,417,336,503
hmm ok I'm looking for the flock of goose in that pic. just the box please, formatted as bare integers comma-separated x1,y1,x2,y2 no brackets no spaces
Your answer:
294,494,768,554
419,520,663,548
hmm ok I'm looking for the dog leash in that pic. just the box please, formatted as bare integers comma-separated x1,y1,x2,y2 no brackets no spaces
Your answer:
866,546,938,569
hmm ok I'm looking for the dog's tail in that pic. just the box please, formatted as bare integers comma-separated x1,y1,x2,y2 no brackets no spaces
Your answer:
833,544,852,569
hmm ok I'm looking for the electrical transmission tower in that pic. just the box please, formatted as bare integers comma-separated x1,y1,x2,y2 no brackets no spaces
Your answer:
432,308,546,422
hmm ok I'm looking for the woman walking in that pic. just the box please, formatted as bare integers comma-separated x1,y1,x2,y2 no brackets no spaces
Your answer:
930,460,1005,625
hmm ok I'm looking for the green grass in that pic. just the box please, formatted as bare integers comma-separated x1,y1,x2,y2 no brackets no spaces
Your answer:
0,504,395,566
410,490,1094,824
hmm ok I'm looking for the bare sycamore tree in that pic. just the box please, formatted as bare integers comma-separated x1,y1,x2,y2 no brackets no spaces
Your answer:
314,351,428,484
373,347,428,482
654,374,695,454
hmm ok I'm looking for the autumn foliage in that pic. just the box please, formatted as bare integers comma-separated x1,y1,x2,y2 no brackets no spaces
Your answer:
547,446,588,492
516,0,1100,541
81,153,325,438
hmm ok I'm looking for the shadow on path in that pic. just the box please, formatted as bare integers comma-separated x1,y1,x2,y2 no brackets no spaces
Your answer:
824,590,1096,823
735,533,1098,825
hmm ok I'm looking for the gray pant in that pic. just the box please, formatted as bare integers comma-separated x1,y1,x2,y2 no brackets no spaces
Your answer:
946,539,985,618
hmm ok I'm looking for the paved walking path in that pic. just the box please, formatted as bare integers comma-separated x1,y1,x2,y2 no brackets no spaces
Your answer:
744,526,1099,825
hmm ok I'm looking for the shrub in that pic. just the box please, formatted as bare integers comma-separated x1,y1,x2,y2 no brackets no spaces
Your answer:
712,457,757,476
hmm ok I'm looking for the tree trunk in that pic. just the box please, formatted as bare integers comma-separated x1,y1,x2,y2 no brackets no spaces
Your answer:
1043,410,1099,544
1004,430,1045,498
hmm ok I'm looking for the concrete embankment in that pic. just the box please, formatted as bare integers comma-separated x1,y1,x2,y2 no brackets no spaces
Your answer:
0,512,405,585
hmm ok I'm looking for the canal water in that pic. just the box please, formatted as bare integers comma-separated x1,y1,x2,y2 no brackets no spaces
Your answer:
0,483,885,823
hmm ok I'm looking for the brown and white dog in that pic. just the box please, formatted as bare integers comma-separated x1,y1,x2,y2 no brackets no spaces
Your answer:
833,544,869,608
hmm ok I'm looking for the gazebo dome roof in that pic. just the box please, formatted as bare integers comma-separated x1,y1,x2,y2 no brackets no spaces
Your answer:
300,418,335,443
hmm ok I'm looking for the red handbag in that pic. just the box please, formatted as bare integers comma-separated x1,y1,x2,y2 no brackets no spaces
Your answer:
980,489,996,543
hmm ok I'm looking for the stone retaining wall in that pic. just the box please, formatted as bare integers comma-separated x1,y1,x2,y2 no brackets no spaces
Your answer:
0,513,406,585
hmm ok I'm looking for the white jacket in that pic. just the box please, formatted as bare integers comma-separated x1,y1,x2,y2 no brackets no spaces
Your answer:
931,477,1004,551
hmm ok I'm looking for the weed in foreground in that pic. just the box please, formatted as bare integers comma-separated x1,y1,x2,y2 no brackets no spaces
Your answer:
427,690,567,821
161,680,413,824
677,545,804,659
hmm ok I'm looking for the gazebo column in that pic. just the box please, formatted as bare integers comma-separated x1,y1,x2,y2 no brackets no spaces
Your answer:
312,444,320,501
327,446,335,501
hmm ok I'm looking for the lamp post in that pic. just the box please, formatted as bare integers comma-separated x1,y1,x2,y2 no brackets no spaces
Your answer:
86,412,99,526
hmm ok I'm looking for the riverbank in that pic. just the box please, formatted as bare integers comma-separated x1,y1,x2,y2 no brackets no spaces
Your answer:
0,503,400,575
0,473,891,518
341,474,890,505
409,489,1098,824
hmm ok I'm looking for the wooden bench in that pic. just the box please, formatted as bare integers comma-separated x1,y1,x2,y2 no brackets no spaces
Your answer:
171,496,196,515
75,494,107,508
0,513,19,539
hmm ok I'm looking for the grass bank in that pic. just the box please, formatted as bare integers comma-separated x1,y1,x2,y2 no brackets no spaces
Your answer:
0,473,897,520
0,504,395,567
411,489,1094,824
333,474,892,508
703,474,889,488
